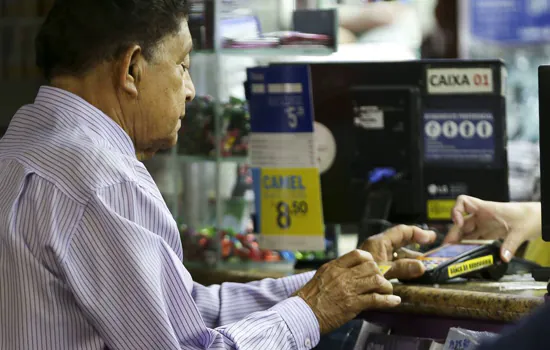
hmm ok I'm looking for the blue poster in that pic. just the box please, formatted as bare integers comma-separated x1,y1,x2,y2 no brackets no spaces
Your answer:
247,64,314,133
424,112,495,164
470,0,550,43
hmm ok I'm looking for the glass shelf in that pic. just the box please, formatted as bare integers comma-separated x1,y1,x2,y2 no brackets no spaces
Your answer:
178,155,249,163
220,46,335,56
192,46,335,57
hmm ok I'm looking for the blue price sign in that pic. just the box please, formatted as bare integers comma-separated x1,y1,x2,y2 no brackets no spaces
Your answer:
247,65,314,134
470,0,550,43
424,112,495,164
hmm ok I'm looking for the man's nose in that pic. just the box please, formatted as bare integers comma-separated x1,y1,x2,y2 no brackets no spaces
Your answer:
186,75,196,102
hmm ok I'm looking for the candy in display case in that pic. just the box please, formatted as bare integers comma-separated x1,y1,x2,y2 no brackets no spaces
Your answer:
180,225,296,269
179,222,338,270
178,95,249,158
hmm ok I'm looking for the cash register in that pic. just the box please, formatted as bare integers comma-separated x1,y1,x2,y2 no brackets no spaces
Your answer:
300,60,510,250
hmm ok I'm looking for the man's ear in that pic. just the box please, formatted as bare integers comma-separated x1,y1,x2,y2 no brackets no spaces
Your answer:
119,45,143,97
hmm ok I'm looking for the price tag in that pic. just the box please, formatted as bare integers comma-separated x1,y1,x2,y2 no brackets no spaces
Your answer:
247,64,325,251
257,168,324,251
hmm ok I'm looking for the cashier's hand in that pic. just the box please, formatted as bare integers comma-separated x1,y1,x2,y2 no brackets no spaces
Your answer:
360,225,437,280
444,195,541,262
296,249,401,334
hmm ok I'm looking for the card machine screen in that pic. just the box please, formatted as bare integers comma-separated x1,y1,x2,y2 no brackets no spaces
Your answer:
425,244,479,258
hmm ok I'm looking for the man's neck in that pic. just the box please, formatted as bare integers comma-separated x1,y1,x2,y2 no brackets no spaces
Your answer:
50,71,133,146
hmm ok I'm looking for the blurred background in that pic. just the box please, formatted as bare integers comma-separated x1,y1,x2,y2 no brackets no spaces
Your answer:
0,0,544,268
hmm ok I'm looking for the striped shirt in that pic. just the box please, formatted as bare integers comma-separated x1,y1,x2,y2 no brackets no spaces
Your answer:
0,86,319,350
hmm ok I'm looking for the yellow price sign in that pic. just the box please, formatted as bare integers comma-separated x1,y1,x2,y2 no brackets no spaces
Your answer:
258,167,324,251
427,199,456,220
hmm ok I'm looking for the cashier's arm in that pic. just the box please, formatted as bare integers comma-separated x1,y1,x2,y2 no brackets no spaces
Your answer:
445,195,541,262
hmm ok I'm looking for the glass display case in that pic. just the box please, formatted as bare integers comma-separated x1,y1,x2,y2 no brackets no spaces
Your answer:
143,0,340,270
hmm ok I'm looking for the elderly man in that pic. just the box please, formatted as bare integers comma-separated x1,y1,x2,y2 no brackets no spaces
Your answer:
0,1,435,349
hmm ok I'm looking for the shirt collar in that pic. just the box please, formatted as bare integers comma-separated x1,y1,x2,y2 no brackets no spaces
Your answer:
34,86,136,157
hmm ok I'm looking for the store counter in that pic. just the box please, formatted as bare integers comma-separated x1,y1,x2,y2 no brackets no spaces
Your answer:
187,266,547,339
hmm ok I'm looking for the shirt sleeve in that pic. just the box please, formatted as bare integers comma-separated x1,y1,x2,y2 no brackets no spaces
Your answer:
192,271,315,327
61,181,320,350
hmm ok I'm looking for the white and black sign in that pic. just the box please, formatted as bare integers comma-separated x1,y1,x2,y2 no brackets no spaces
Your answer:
427,68,494,94
353,106,384,130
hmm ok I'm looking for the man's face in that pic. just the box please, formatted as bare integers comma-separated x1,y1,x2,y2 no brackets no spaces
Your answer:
130,20,195,156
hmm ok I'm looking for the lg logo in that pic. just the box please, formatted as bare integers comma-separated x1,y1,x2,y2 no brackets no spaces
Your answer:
428,184,449,196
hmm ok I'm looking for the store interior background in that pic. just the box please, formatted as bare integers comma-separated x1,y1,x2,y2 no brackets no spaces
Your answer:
0,0,544,268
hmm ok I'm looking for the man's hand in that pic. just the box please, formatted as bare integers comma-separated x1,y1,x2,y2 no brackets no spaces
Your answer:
296,249,401,334
361,225,437,280
445,195,541,262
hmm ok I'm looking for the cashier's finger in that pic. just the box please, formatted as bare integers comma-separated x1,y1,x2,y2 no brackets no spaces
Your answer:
384,259,425,280
444,223,462,244
444,216,478,244
451,195,482,227
501,234,523,263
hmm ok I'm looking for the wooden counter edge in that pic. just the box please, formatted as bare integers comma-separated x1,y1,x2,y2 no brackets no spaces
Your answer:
187,266,545,322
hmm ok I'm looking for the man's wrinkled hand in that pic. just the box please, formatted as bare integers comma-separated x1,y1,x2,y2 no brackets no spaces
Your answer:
296,249,401,335
360,225,437,280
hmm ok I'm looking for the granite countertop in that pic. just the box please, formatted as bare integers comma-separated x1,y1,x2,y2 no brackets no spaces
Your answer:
187,266,546,322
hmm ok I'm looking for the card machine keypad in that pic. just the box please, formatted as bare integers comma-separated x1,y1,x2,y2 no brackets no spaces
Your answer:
421,260,440,271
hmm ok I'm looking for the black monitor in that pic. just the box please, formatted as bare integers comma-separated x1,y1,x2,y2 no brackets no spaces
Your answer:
538,66,550,242
302,60,510,240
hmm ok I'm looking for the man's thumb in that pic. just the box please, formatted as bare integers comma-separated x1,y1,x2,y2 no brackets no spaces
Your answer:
501,235,522,262
385,259,425,280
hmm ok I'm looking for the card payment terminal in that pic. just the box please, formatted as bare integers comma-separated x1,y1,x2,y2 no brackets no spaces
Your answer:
401,240,508,284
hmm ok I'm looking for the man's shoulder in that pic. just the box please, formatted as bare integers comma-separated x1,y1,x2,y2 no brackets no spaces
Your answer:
0,109,141,202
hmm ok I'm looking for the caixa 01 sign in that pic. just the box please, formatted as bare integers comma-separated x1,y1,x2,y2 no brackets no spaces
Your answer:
426,68,494,94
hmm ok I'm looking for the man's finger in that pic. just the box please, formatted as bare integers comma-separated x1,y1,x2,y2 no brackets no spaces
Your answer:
356,274,393,295
358,293,401,310
334,249,373,268
381,225,437,250
384,259,425,280
351,260,381,278
394,247,423,260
